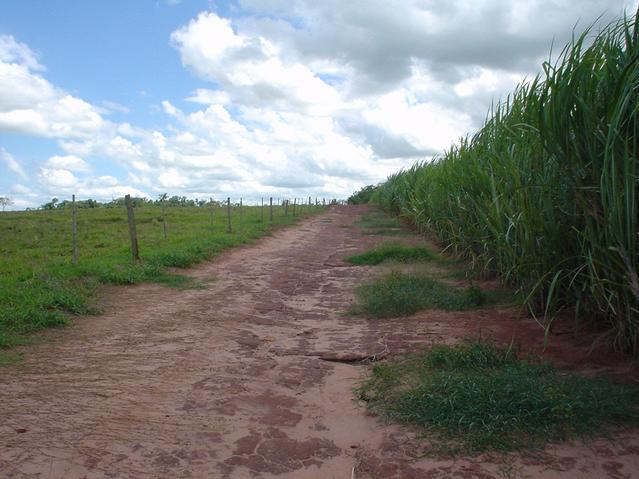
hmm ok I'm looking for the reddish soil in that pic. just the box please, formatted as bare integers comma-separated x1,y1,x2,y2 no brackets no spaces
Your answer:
1,205,638,478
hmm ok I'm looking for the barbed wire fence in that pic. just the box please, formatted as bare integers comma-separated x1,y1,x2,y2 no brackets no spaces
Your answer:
57,194,343,264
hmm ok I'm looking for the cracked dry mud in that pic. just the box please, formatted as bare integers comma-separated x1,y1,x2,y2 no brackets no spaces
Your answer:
1,205,639,478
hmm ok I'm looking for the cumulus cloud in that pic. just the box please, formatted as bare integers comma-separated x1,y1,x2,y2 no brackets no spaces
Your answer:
171,12,342,114
0,35,43,71
0,35,105,139
238,0,632,90
39,167,79,189
45,155,91,173
186,88,231,105
35,164,148,203
167,8,478,176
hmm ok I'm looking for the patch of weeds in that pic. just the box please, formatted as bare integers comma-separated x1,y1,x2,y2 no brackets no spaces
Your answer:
412,264,517,309
346,243,436,266
0,273,101,348
152,273,206,290
481,287,521,308
0,351,22,365
0,307,67,348
358,342,639,453
354,211,402,230
352,272,485,317
43,276,99,315
440,265,471,281
362,228,410,236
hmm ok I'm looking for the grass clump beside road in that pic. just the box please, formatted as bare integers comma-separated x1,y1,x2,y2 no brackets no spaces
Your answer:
354,211,401,229
354,211,409,236
359,343,639,453
0,203,323,349
346,243,436,265
352,271,485,317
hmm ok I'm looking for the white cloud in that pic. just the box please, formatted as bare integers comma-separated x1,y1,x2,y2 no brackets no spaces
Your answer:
156,8,476,196
0,36,106,139
74,185,149,201
45,155,91,172
0,108,49,136
8,197,36,210
158,168,190,188
171,12,342,114
0,35,43,71
96,175,118,186
10,183,32,195
186,88,231,105
171,13,245,71
1,148,28,179
100,100,130,114
0,62,54,111
35,165,149,205
39,167,79,189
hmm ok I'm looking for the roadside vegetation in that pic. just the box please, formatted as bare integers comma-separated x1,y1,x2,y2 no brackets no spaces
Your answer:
368,13,639,352
347,185,378,205
345,243,436,265
351,272,485,317
358,342,639,453
353,210,410,236
0,201,322,349
347,211,497,317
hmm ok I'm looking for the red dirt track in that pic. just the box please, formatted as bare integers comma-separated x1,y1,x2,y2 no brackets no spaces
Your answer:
1,205,638,478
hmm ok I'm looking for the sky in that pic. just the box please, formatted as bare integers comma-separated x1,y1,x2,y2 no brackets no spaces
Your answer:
0,0,636,209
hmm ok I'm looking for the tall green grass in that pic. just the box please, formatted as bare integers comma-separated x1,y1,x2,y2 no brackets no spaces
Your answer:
372,12,639,351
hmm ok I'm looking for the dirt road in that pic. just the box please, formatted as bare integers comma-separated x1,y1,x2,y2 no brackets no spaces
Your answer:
1,205,638,478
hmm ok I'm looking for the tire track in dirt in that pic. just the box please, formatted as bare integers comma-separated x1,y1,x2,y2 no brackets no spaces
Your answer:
1,205,638,478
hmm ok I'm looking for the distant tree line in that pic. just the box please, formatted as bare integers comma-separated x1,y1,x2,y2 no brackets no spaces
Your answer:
37,195,223,210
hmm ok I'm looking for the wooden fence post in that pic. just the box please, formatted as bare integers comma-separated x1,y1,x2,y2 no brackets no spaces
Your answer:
125,194,140,262
269,197,273,221
227,197,232,233
284,199,289,217
71,194,78,264
293,198,297,216
239,197,243,228
210,197,215,230
161,198,168,240
261,197,264,222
